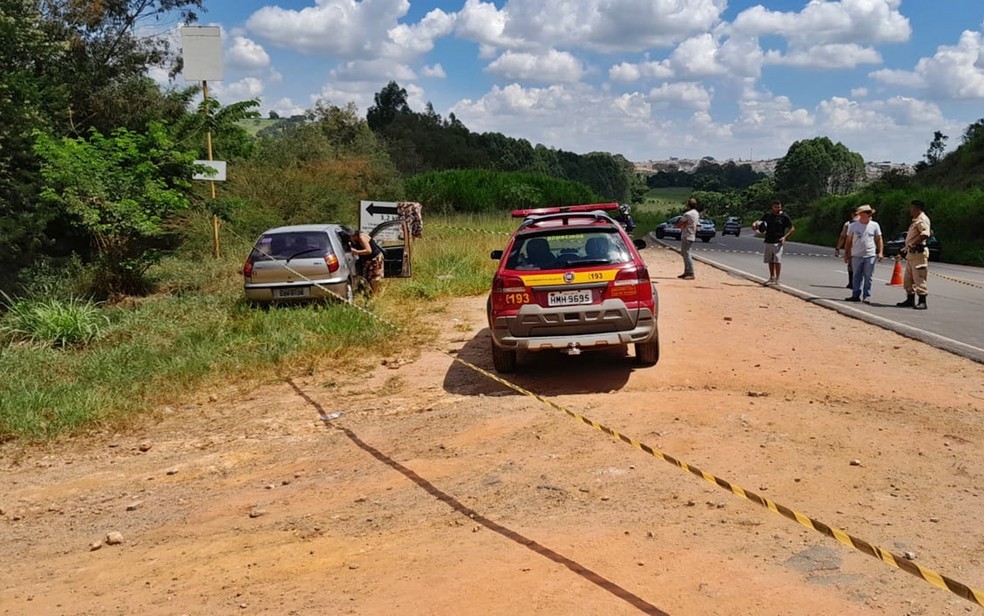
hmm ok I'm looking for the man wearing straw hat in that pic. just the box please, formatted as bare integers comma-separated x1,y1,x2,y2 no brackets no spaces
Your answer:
842,204,883,304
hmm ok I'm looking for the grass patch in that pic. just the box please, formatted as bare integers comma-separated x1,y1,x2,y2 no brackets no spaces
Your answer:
0,212,517,442
0,293,109,348
0,287,396,442
393,213,513,299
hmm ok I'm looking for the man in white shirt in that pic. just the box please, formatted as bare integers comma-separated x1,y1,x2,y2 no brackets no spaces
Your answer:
675,198,700,280
842,204,884,303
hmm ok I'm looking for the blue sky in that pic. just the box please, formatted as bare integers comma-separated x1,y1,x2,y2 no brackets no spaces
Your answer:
161,1,984,164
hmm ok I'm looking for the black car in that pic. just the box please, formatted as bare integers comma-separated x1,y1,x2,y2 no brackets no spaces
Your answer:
722,216,742,236
883,232,942,261
654,216,716,242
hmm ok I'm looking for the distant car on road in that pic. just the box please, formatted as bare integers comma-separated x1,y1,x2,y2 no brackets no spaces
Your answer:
654,216,715,242
722,216,742,236
883,232,942,262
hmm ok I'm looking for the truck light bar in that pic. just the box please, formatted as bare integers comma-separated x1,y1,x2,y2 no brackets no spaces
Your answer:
511,203,620,218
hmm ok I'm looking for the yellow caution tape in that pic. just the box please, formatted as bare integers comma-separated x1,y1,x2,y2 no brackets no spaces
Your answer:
449,355,984,609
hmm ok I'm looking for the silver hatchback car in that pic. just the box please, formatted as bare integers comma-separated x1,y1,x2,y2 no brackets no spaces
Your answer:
242,222,409,303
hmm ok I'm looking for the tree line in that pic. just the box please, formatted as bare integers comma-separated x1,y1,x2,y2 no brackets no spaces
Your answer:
3,0,982,301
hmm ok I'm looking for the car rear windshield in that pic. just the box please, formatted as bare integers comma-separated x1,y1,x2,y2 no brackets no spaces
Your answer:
250,232,330,260
505,229,631,271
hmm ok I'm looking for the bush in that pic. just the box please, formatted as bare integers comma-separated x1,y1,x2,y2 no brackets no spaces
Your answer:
0,293,109,348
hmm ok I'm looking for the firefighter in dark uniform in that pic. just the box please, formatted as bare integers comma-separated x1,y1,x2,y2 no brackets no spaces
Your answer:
896,199,931,310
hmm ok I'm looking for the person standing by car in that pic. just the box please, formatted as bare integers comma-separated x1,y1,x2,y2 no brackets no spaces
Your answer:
834,213,858,288
675,198,700,280
757,200,795,286
842,204,883,303
897,199,932,310
350,230,384,294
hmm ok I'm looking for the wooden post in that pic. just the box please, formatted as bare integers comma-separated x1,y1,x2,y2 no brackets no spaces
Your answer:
203,80,219,258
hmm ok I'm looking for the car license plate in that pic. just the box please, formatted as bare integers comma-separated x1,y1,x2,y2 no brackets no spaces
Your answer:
275,287,310,298
547,290,593,307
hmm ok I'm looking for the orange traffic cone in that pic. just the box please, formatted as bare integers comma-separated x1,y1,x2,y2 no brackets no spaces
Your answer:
887,258,904,286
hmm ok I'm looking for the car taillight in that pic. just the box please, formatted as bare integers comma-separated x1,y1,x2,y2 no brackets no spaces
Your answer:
611,266,651,300
243,258,253,278
491,275,530,312
324,253,340,273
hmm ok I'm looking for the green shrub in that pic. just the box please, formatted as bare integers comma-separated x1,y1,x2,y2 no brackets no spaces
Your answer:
0,293,109,348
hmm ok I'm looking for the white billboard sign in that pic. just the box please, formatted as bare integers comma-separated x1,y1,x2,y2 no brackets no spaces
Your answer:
181,26,223,82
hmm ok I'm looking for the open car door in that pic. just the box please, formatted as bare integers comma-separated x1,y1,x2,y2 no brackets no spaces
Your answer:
369,219,412,278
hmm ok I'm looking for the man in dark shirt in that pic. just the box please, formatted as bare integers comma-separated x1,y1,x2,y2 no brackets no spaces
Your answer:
756,201,795,286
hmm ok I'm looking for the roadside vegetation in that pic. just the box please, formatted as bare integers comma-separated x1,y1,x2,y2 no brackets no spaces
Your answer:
2,1,981,442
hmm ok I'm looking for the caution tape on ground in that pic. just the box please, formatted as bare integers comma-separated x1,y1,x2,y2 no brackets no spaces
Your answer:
231,222,983,608
930,271,984,289
447,356,984,609
428,224,512,236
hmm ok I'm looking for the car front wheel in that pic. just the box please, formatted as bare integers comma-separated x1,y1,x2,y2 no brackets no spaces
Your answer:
701,237,711,243
655,229,665,239
635,336,659,366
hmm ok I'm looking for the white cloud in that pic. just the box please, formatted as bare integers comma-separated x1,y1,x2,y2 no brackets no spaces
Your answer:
608,60,673,84
765,44,881,69
330,59,416,82
247,0,450,64
871,30,984,99
215,77,264,101
384,8,455,57
455,0,727,53
732,0,910,46
648,82,713,110
269,97,307,118
226,35,270,71
733,0,908,70
851,87,868,97
733,91,813,137
422,64,446,78
486,49,585,83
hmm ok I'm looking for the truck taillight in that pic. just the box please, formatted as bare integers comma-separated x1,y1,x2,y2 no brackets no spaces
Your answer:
243,258,254,278
324,253,340,273
611,266,651,299
491,275,528,311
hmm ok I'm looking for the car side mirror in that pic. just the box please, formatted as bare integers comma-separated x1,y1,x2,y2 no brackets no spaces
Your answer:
490,249,503,260
633,239,647,250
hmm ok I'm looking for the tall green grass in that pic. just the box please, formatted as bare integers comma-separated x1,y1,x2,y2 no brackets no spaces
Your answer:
0,293,109,348
393,214,513,299
0,291,394,441
1,211,539,442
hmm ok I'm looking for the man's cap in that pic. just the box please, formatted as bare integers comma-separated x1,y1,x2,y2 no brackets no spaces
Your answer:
910,199,926,210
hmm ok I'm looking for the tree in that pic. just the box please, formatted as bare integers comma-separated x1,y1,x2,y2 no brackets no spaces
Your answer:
170,96,261,161
39,0,205,135
366,81,411,131
33,123,197,294
924,130,948,166
268,110,280,120
774,137,864,204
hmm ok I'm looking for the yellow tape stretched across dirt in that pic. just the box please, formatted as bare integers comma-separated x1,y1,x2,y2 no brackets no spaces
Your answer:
228,221,983,608
449,355,984,609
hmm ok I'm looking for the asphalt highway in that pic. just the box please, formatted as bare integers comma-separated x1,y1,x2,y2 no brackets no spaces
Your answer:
651,228,984,363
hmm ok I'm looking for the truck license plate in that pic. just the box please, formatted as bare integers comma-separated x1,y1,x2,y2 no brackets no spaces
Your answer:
547,290,593,307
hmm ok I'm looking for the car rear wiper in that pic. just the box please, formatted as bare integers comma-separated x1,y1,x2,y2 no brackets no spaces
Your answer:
285,248,324,262
574,258,612,266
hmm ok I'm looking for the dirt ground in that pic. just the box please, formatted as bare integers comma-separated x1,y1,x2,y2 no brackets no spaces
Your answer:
2,245,983,616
